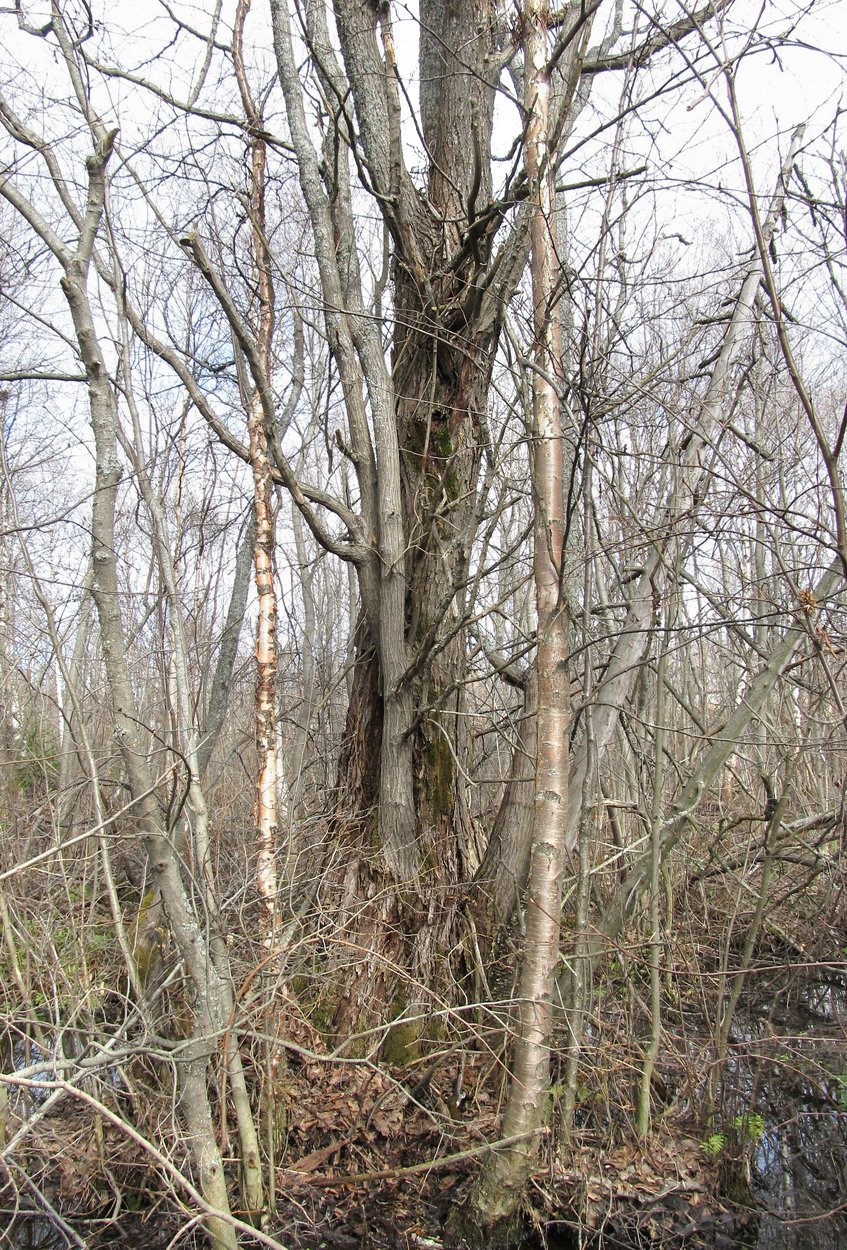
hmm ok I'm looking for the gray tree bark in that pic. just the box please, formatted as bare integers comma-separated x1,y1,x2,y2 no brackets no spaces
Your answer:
457,2,592,1238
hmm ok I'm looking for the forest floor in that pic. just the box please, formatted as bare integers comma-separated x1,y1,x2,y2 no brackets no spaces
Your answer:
3,1049,763,1250
253,1050,758,1250
6,961,846,1249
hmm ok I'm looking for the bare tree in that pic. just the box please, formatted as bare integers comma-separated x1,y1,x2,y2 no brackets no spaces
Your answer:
261,0,747,1036
457,0,578,1235
0,9,266,1241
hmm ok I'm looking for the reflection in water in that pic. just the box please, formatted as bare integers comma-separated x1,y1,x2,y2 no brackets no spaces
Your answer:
723,972,847,1250
5,1215,71,1250
4,1211,170,1250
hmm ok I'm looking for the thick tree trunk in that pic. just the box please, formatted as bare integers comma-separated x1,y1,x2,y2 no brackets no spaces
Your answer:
300,0,504,1033
326,325,500,1037
337,616,383,813
270,0,572,1038
473,672,537,935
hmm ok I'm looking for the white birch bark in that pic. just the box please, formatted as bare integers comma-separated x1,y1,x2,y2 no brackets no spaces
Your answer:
462,1,593,1235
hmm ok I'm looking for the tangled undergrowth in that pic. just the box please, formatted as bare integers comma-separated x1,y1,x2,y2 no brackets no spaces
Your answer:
8,971,841,1250
3,799,845,1250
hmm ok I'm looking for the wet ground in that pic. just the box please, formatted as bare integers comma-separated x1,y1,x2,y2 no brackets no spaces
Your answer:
3,969,845,1250
728,970,847,1249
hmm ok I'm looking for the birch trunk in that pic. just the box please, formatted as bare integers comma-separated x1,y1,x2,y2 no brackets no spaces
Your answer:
457,2,581,1236
473,127,811,940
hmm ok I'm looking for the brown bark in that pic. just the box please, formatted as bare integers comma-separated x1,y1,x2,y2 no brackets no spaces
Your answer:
474,672,537,933
267,0,730,1038
333,1,504,916
336,615,383,813
267,0,510,1031
269,0,596,1039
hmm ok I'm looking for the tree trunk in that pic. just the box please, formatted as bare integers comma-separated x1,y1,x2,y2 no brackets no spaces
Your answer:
0,55,244,1238
457,3,578,1234
268,0,506,1034
69,264,239,1250
473,672,537,936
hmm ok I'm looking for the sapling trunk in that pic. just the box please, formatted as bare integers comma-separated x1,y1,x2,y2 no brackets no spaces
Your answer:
560,469,597,1147
638,637,669,1135
455,2,589,1238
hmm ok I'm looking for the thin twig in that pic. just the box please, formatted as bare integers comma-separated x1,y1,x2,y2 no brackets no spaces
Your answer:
284,1128,550,1188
